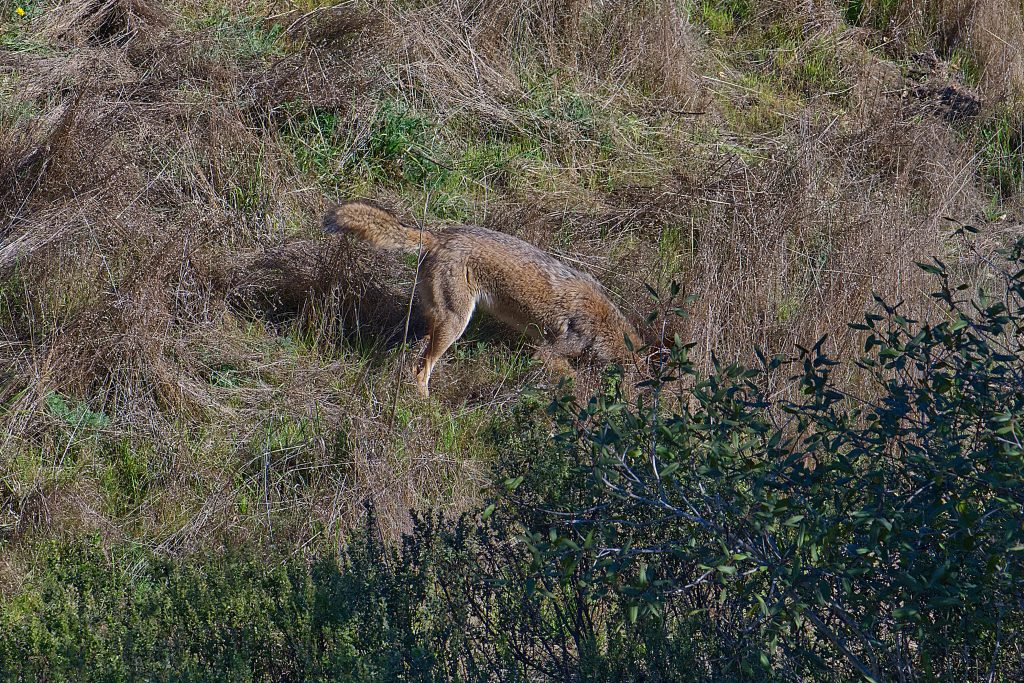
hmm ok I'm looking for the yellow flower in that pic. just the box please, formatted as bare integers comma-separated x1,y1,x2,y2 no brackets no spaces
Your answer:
15,7,25,16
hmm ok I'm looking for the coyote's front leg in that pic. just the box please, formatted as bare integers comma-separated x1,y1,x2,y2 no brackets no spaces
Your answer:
532,340,578,379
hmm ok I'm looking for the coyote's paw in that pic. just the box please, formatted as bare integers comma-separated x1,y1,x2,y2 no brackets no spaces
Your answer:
412,364,431,398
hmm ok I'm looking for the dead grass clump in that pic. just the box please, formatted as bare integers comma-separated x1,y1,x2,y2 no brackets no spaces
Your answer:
966,0,1024,100
229,236,421,348
905,50,983,121
922,0,1024,102
39,0,170,48
244,4,374,123
0,92,88,222
848,96,977,205
576,97,984,384
279,2,369,50
738,0,846,37
480,199,564,250
565,0,703,100
368,0,702,132
246,51,366,125
44,286,203,416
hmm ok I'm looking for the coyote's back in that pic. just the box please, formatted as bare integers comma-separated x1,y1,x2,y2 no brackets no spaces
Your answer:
324,201,639,395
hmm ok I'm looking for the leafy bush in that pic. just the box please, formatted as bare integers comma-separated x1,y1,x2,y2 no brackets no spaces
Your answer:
509,233,1024,680
0,510,712,681
0,510,476,682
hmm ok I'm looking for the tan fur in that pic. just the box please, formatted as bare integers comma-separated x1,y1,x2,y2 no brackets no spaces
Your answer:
324,201,640,395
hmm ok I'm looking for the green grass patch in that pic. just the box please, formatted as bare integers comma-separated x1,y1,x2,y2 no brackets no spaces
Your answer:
693,0,751,35
977,107,1024,199
282,100,522,220
223,150,273,218
239,414,348,492
510,74,676,195
283,76,674,216
946,46,981,86
791,37,846,93
177,2,285,61
99,440,155,519
716,74,798,135
842,0,900,27
0,76,29,119
656,222,698,281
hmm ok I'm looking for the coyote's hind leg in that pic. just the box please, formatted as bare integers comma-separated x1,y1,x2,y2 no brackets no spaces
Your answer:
413,276,476,396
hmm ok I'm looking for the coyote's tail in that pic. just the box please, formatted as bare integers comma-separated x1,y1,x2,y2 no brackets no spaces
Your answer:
323,201,436,251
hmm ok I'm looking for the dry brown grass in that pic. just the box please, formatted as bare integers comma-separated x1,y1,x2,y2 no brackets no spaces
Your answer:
1,0,1021,573
856,0,1024,101
39,0,170,46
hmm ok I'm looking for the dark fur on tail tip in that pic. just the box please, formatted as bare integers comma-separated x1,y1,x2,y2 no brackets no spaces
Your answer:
323,207,341,234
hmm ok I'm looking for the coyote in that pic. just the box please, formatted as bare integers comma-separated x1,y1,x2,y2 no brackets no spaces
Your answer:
324,201,640,395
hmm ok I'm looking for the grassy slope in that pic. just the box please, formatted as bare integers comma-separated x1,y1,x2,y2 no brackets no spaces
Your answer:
1,0,1023,586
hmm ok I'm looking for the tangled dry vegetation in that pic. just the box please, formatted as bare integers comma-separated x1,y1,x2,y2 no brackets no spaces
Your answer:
1,0,1023,576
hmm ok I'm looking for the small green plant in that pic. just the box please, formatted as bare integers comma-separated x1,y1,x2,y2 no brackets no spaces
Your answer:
0,0,50,57
44,392,110,430
207,363,243,388
946,46,981,85
1,1,34,28
224,168,268,216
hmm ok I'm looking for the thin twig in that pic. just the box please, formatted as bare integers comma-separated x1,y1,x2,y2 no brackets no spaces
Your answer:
390,194,429,426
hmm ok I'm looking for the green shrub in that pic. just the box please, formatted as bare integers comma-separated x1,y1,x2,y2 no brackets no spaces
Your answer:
0,511,474,682
0,510,715,681
509,232,1024,680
